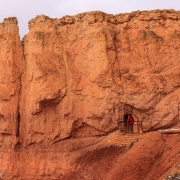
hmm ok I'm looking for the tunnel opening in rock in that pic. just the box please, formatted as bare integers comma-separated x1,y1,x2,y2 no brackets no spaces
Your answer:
119,113,142,134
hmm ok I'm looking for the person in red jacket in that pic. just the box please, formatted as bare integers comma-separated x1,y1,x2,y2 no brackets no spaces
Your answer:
128,115,134,133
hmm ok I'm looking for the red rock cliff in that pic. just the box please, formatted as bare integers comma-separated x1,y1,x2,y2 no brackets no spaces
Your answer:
1,10,180,179
20,10,180,146
0,17,23,149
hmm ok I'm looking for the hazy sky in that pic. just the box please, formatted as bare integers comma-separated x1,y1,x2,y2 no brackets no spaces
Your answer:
0,0,180,38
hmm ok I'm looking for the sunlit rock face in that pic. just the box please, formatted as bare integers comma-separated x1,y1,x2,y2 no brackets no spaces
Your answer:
0,17,23,149
1,10,180,179
20,10,180,145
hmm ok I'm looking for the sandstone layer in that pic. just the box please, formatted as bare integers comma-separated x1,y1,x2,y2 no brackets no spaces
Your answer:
0,9,180,179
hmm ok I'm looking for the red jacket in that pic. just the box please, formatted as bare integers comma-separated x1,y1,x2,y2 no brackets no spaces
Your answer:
128,117,134,125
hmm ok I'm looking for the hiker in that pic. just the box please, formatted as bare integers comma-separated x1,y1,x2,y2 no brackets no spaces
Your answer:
128,115,134,133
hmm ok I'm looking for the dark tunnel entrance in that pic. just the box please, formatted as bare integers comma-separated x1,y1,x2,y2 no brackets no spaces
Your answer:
118,113,143,134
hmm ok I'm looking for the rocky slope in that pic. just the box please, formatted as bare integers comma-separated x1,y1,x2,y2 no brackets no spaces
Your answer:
0,9,180,179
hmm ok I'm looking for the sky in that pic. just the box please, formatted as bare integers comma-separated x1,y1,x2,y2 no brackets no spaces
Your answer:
0,0,180,38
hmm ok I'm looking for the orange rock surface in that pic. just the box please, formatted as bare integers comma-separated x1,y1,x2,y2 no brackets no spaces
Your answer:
0,17,23,149
0,10,180,179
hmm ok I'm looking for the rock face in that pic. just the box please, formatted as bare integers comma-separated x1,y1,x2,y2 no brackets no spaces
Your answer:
0,17,23,149
1,9,180,179
20,10,180,146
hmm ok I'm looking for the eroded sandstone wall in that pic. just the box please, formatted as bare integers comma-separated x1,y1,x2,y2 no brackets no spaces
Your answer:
0,17,24,178
0,10,180,145
0,17,23,149
19,10,180,146
0,9,180,179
